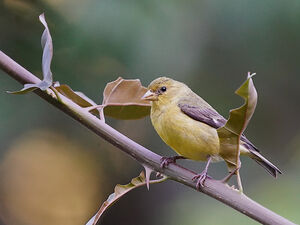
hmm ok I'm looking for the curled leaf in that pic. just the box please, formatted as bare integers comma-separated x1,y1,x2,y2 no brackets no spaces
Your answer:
101,77,151,120
217,73,257,190
53,77,151,120
221,73,257,136
40,13,53,88
8,13,53,94
86,171,167,225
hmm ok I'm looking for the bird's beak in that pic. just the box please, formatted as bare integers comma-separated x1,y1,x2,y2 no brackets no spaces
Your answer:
141,90,158,101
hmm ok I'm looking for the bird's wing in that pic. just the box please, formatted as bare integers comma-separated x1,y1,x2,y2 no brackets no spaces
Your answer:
178,103,259,152
178,103,226,129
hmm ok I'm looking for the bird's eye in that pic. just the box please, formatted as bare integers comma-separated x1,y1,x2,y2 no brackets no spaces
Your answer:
160,86,167,92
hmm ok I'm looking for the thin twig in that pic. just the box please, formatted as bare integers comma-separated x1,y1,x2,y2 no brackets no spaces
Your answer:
0,50,295,225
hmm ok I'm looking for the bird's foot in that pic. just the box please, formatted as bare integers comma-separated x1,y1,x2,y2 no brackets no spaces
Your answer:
160,156,186,168
192,156,212,189
192,170,211,189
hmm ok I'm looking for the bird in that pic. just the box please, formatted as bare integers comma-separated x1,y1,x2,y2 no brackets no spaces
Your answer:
142,77,282,188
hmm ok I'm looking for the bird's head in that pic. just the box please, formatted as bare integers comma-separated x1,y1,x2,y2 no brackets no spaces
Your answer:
142,77,188,105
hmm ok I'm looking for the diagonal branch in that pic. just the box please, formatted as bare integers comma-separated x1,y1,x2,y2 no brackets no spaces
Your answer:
0,50,295,225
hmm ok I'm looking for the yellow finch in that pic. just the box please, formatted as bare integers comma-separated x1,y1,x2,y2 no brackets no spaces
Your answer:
142,77,281,188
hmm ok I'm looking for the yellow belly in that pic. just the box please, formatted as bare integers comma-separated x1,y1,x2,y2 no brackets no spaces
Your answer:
151,105,221,161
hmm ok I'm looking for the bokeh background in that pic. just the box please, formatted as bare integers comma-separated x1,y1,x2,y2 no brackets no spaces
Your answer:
1,0,300,224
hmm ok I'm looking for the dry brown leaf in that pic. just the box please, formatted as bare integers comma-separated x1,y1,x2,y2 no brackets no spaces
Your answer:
101,77,151,120
86,171,167,225
54,77,150,120
55,84,100,116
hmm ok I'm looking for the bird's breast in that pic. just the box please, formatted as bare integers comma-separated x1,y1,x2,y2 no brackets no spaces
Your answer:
151,104,220,161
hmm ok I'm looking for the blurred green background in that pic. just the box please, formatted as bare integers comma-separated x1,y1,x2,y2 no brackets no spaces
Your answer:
0,0,299,224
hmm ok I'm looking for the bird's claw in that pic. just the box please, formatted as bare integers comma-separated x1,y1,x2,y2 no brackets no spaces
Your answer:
192,171,210,189
160,156,186,168
160,156,176,168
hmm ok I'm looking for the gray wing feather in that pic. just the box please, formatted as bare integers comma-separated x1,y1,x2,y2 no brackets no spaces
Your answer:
178,103,226,128
178,103,259,152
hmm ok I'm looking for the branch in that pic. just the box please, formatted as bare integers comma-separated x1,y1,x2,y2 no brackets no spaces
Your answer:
0,50,295,225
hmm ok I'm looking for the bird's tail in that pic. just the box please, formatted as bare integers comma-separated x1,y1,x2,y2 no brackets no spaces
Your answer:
249,150,282,178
